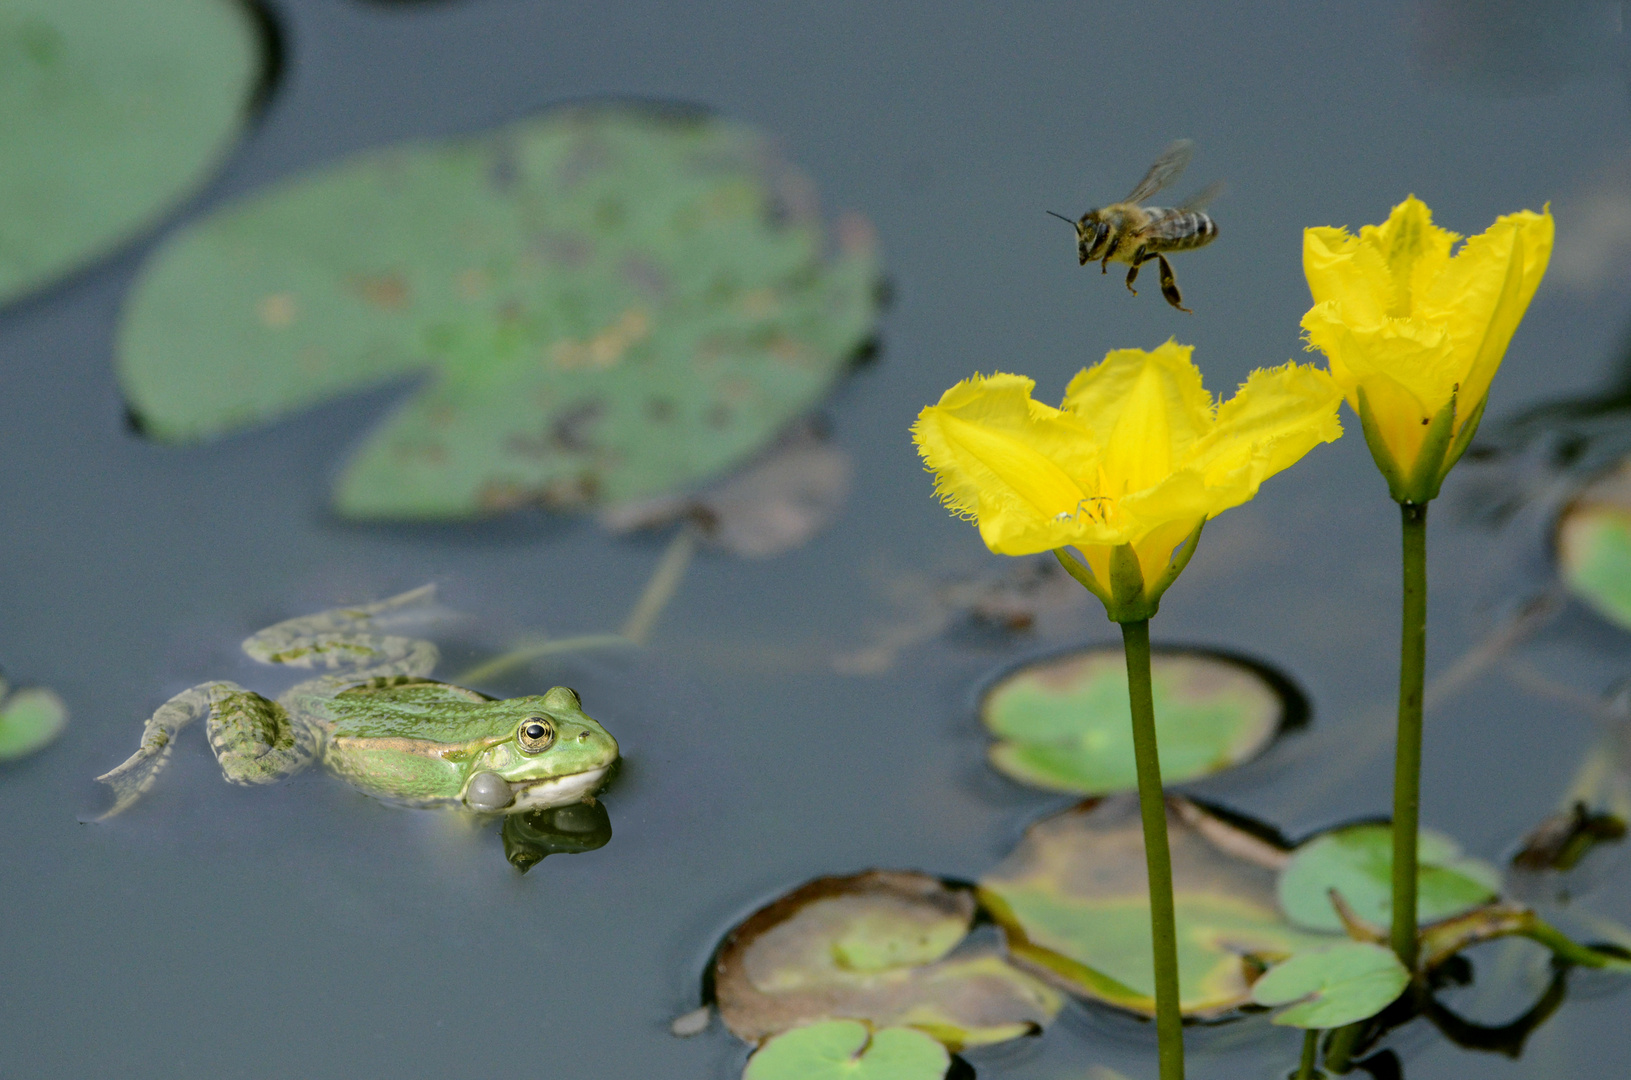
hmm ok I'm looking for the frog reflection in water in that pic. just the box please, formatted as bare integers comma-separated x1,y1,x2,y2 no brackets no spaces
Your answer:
95,586,619,820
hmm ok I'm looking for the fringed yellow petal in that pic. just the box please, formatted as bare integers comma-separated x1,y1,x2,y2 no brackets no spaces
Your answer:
1062,340,1214,462
1356,372,1433,478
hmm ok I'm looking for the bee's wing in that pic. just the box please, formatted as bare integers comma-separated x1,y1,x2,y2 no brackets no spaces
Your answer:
1125,139,1193,204
1177,180,1225,213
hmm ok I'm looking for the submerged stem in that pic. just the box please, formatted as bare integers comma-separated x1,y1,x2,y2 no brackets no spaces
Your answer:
1296,1029,1320,1080
1393,502,1428,969
1121,618,1184,1080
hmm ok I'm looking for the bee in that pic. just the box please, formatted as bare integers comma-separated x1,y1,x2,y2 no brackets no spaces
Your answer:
1049,139,1221,312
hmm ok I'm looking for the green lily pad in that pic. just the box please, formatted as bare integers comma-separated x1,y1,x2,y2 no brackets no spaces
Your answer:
713,870,1061,1050
0,679,68,760
0,0,262,305
1249,941,1410,1029
980,647,1298,795
1277,823,1501,934
743,1021,949,1080
1557,462,1631,629
118,102,882,519
978,795,1335,1019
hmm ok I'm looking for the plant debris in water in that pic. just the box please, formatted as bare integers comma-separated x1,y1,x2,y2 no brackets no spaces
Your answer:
0,0,261,305
977,795,1335,1019
742,1020,950,1080
1277,822,1501,934
118,102,883,520
979,647,1296,795
0,677,68,761
711,870,1060,1050
500,798,612,873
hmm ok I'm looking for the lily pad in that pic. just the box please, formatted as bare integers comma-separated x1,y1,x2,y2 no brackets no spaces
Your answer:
118,102,883,519
500,798,612,873
1249,942,1410,1029
980,647,1300,795
0,679,68,761
1277,823,1501,934
1556,461,1631,629
743,1021,950,1080
0,0,263,304
712,870,1061,1050
978,795,1335,1019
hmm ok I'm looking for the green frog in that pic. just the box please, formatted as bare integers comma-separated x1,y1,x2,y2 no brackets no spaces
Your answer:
95,586,619,819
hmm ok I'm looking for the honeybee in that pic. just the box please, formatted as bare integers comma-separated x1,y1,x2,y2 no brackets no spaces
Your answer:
1049,139,1221,312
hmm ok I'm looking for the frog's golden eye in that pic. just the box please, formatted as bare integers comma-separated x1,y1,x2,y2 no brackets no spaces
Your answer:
518,717,555,754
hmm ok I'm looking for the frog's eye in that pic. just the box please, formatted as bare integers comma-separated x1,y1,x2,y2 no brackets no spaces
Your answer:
518,717,555,754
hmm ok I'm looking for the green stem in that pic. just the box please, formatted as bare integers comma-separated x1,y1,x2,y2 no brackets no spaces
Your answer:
1121,619,1184,1080
1392,501,1428,969
1296,1029,1320,1080
1323,1023,1360,1074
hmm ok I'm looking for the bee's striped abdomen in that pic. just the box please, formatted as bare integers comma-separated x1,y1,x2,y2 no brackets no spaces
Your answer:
1144,208,1218,251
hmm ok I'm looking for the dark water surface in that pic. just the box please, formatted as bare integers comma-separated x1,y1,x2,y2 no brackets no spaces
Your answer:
3,2,1629,1077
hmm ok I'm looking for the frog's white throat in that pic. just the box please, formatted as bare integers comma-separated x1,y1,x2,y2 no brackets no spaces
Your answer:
509,765,611,811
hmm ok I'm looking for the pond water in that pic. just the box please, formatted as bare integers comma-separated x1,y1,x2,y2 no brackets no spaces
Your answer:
2,2,1630,1078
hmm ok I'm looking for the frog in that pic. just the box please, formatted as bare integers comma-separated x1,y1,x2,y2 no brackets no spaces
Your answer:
95,586,619,819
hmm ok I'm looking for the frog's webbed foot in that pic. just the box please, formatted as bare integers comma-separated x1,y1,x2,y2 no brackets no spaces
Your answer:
95,682,239,819
241,586,441,683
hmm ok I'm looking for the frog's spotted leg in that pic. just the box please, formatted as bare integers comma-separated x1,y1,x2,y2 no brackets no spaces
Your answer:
94,682,227,818
241,585,440,688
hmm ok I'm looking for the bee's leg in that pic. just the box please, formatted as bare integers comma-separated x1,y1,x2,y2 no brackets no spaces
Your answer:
1124,248,1152,295
1156,254,1191,313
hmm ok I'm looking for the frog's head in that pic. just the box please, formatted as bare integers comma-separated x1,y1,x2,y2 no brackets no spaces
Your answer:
459,687,619,813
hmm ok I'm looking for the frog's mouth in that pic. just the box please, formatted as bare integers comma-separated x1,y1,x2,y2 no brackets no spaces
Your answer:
508,765,612,812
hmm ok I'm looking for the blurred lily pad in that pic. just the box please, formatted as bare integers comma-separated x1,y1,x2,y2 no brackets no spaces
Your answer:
119,102,882,519
978,796,1334,1019
1277,823,1501,934
1557,461,1631,629
980,647,1300,795
743,1021,950,1080
713,870,1061,1050
1249,941,1410,1029
0,0,263,304
500,798,612,873
0,678,68,760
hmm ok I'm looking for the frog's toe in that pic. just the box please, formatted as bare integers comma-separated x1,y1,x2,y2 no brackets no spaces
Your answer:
464,771,515,811
94,741,173,820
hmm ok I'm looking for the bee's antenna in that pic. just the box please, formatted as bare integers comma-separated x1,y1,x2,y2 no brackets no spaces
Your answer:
1046,210,1077,226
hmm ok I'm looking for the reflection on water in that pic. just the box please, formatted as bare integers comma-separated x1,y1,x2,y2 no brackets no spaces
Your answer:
501,798,613,873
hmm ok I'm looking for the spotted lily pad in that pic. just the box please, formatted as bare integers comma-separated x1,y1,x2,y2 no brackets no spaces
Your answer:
0,0,263,304
1249,942,1410,1029
1557,461,1631,629
978,796,1335,1019
743,1021,950,1080
1277,823,1501,934
118,103,882,519
0,678,68,760
712,870,1061,1050
980,647,1300,795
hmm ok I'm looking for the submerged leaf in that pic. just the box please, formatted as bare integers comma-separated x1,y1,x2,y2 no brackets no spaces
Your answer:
743,1021,950,1080
980,647,1297,795
979,796,1333,1019
0,0,261,304
1557,461,1631,629
1277,823,1500,934
119,103,882,519
713,870,1060,1049
0,683,69,761
1249,942,1410,1029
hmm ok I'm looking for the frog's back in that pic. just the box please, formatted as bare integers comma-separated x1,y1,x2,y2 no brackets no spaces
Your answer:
324,679,510,742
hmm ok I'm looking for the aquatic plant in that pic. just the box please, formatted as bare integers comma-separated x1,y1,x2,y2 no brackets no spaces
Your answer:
913,341,1343,1080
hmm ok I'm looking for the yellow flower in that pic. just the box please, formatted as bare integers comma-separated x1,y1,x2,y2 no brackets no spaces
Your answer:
912,340,1343,621
1302,196,1553,503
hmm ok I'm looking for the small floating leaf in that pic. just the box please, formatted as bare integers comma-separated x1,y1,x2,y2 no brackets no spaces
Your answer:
0,683,69,761
978,796,1333,1019
1277,824,1500,934
1249,942,1410,1029
500,799,612,872
980,647,1296,795
0,0,262,304
119,103,882,519
1557,464,1631,629
743,1021,949,1080
713,870,1060,1049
